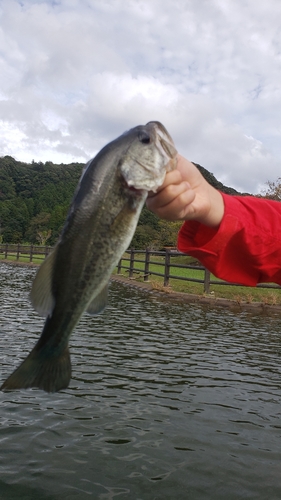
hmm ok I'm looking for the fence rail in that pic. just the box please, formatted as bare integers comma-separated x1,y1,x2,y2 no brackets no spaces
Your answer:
0,243,52,263
0,244,280,293
117,248,281,293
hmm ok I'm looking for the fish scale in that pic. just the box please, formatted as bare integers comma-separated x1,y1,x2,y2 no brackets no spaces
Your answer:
1,121,177,393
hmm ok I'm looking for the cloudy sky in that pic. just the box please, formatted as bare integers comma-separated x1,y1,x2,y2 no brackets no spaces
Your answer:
1,0,281,193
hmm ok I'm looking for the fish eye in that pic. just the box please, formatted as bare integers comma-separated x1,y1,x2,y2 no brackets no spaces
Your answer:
138,132,151,144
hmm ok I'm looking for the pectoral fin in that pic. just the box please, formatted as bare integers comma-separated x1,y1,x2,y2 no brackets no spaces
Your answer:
86,283,108,315
30,248,57,317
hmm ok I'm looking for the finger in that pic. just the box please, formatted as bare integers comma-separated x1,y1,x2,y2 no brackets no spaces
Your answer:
147,169,183,199
154,188,196,221
146,181,190,211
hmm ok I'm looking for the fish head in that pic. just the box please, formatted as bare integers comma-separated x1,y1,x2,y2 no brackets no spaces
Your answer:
120,121,177,193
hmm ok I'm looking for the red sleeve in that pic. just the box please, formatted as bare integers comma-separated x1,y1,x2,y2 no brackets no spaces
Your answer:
177,192,281,286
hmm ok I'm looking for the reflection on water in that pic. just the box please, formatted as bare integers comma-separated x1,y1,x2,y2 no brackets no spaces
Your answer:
0,263,281,500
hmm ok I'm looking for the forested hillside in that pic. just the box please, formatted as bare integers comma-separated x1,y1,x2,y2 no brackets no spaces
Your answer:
0,156,82,244
0,155,243,248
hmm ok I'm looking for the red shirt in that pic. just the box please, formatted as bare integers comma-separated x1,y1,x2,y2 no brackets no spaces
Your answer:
177,192,281,286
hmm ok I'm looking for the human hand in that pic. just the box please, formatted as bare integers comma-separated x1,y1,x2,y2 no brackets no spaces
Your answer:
146,154,224,227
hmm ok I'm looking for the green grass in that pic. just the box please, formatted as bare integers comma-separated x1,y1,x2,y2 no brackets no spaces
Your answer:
2,250,281,305
115,253,281,305
0,252,46,265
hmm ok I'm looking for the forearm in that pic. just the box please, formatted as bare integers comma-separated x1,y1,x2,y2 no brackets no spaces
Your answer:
192,181,224,228
178,193,281,286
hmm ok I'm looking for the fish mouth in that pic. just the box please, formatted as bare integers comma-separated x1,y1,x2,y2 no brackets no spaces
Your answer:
146,121,177,166
121,173,147,195
125,182,147,197
143,122,177,177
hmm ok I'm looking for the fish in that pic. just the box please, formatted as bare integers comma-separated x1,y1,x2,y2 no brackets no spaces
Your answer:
1,121,177,393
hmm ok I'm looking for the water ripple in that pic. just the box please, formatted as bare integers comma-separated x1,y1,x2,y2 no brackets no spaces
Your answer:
0,263,281,499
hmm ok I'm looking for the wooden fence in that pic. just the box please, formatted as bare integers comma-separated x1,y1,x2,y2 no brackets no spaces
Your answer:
0,244,280,293
116,248,213,292
0,243,52,263
118,248,281,293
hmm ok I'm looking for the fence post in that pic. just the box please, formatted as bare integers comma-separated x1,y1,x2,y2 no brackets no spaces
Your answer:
117,256,122,274
144,248,150,281
129,249,135,278
16,243,20,260
29,244,33,262
164,249,170,287
204,268,211,294
5,243,8,259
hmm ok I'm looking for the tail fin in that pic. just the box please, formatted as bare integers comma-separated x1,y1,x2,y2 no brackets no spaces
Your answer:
1,345,71,393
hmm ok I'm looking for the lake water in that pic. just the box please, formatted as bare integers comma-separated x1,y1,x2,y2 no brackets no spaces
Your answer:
0,263,280,500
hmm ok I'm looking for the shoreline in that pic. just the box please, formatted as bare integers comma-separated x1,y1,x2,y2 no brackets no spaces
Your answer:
2,259,281,315
111,275,281,315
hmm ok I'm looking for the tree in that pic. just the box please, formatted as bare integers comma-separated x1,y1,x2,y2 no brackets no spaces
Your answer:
48,204,69,244
0,156,247,246
37,229,52,246
25,212,51,244
0,156,82,243
130,224,159,249
262,178,281,201
0,198,30,242
153,220,183,249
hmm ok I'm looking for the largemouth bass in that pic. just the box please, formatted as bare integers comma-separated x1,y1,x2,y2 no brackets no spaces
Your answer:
1,121,177,393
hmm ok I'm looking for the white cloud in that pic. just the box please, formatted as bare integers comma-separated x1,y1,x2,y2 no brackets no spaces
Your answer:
0,0,281,192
